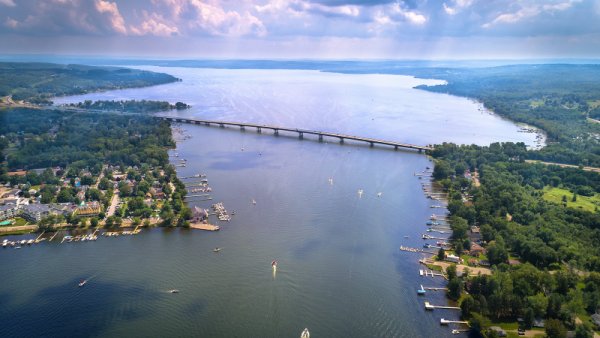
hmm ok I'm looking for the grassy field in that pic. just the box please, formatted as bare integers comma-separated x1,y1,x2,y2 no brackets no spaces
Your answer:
543,187,600,213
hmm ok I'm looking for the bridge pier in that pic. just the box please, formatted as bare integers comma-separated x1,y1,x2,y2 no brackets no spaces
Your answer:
205,122,210,126
369,142,374,147
274,129,279,136
219,123,224,128
240,125,245,131
395,145,399,151
299,132,304,139
318,134,323,142
339,137,344,144
257,127,262,133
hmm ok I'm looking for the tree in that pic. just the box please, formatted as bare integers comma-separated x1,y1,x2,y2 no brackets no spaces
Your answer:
447,264,458,280
572,193,577,202
575,324,593,338
448,277,463,300
469,313,491,334
460,294,477,317
90,217,99,228
545,319,567,338
438,248,446,261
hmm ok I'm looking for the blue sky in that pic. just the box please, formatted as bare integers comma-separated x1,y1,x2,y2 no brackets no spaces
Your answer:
1,0,599,59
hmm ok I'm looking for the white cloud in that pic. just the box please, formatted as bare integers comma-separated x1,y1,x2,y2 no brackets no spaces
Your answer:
187,0,266,37
390,3,426,25
483,0,579,28
94,0,126,34
0,0,16,7
129,11,178,36
4,17,18,28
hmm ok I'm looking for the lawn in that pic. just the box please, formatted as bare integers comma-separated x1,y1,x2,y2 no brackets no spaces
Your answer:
543,187,600,213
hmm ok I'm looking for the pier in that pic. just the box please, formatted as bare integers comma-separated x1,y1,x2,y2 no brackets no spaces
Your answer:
424,301,461,311
189,223,220,231
157,116,433,152
399,245,437,254
440,318,469,325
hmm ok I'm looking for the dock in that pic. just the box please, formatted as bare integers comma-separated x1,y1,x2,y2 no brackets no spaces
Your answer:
440,318,469,325
399,245,437,254
419,269,447,279
49,230,60,242
189,223,220,231
424,302,460,311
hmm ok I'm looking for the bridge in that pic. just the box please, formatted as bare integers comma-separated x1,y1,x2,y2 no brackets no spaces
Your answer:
156,116,433,152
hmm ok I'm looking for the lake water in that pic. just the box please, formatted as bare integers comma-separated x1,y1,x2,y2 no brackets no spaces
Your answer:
2,67,540,338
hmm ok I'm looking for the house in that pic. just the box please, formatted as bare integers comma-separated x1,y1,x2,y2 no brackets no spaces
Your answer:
21,204,54,222
75,201,101,217
1,189,21,199
7,170,27,177
445,254,461,263
0,204,19,221
469,225,482,242
470,242,486,256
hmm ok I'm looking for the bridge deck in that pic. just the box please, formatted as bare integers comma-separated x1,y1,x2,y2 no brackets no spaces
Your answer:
158,116,432,152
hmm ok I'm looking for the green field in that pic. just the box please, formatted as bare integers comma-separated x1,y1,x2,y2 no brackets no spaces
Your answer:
543,187,600,213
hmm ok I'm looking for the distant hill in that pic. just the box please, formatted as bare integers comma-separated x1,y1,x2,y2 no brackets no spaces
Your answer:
0,62,179,104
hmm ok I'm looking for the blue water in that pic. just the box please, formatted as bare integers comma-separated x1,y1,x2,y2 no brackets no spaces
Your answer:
1,67,540,337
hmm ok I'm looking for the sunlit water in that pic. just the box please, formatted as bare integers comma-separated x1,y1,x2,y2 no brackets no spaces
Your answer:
1,67,541,337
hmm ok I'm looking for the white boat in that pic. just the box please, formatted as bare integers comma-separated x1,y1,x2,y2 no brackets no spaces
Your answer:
301,328,310,338
271,260,277,272
252,199,256,205
168,289,179,294
27,239,34,245
78,280,87,287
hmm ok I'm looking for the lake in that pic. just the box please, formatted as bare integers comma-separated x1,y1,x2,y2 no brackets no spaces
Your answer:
1,67,540,337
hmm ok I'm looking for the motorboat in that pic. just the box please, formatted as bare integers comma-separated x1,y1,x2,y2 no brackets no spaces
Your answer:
271,260,277,272
417,285,426,295
301,328,310,338
168,289,179,294
78,280,87,287
213,247,222,253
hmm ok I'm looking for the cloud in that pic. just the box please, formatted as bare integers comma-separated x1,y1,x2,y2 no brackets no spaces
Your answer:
94,0,126,34
483,0,579,28
4,17,18,28
443,0,473,15
0,0,16,7
129,11,178,36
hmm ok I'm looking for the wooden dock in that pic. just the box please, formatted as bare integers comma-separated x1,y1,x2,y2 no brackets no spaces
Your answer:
189,223,220,231
424,302,461,311
440,318,469,325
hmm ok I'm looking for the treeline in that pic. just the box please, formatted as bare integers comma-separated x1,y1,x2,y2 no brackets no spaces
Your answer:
0,108,174,173
429,142,600,336
0,62,178,104
65,100,190,113
410,64,600,167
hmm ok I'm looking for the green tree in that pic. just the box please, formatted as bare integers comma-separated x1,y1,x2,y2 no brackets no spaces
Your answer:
448,277,463,300
438,248,446,261
545,319,567,338
469,313,491,334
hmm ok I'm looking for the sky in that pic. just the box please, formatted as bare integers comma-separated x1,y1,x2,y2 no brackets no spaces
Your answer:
0,0,599,59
